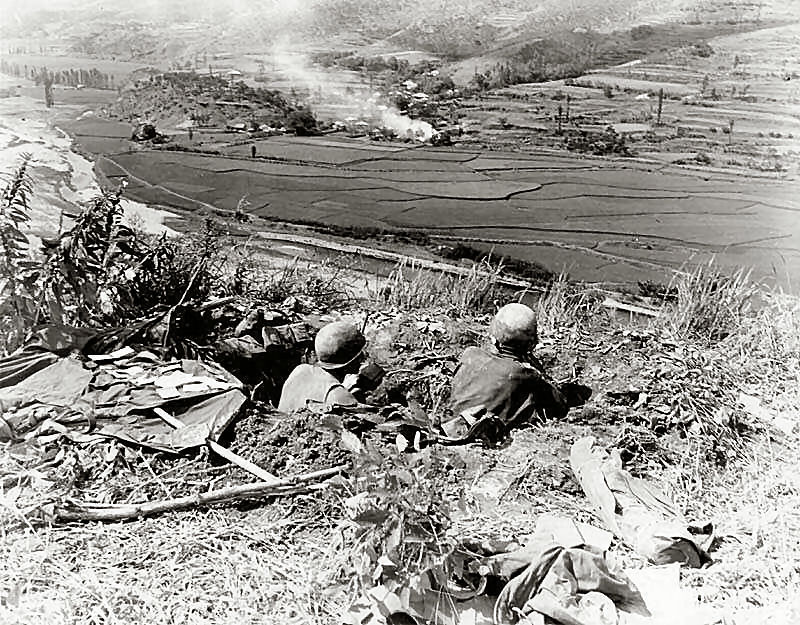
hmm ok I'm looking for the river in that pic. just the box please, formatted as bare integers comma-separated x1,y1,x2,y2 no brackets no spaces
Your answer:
0,75,175,242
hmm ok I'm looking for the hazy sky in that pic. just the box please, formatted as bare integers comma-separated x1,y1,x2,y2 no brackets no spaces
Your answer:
0,0,301,15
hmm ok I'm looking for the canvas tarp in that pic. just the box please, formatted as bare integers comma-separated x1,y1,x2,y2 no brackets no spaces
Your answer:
0,352,246,453
0,323,101,389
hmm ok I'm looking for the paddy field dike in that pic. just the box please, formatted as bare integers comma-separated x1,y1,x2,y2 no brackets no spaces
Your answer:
62,111,800,290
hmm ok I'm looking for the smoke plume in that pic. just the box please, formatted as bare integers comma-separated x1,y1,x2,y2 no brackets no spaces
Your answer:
270,39,434,141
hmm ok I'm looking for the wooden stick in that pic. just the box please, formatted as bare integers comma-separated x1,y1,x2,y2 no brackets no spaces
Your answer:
601,296,659,318
153,407,184,429
55,465,347,522
196,296,236,312
152,407,280,484
206,439,280,484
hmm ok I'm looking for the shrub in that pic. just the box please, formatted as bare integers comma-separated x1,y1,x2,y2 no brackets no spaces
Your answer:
695,152,712,165
343,443,460,619
0,163,235,351
565,126,631,157
231,255,354,309
287,108,318,136
114,219,228,321
692,42,714,58
0,157,40,354
260,215,431,246
41,186,141,324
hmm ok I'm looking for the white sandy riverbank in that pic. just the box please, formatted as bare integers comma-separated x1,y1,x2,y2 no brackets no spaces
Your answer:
0,74,176,239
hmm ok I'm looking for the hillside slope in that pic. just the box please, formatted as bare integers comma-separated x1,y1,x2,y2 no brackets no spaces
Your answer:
4,0,799,62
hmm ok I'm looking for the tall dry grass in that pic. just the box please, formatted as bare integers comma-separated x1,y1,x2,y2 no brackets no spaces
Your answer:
535,272,598,338
0,507,351,625
676,418,800,620
660,261,759,341
377,258,510,315
720,291,800,376
658,270,800,620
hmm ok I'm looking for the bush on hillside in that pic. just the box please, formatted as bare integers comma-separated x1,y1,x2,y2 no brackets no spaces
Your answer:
0,157,39,354
0,159,237,354
565,126,632,157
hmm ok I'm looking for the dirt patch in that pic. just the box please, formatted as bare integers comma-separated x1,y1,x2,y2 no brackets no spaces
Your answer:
228,403,351,475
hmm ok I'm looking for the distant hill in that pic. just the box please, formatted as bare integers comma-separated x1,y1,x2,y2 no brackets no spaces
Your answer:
2,0,798,64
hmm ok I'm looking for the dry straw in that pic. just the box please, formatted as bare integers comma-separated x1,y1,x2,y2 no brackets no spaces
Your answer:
379,257,509,315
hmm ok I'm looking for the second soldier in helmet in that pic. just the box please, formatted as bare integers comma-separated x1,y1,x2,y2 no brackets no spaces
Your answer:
448,302,589,433
278,320,384,413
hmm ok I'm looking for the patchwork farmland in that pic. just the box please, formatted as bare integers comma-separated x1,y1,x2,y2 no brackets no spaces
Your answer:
45,17,800,291
72,120,800,288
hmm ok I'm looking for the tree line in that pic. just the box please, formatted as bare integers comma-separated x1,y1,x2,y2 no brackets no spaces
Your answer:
0,61,116,90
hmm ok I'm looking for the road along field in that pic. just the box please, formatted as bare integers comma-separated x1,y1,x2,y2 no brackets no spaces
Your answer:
67,122,800,289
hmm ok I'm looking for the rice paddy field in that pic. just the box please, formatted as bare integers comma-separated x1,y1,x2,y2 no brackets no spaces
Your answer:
42,19,800,291
470,23,800,173
70,125,800,289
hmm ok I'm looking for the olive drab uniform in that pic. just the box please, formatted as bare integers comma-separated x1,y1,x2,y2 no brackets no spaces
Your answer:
450,346,568,426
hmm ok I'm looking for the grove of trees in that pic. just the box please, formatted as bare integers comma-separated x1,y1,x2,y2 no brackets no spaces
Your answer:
0,60,116,90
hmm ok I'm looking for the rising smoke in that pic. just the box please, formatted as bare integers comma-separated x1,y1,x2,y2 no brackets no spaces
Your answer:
270,39,434,141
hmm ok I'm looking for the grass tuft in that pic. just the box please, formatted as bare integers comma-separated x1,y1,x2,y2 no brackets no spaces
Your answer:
535,272,598,338
661,261,759,341
377,258,510,315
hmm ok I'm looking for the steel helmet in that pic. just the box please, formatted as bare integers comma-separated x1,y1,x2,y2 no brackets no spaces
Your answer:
490,303,538,348
314,321,366,370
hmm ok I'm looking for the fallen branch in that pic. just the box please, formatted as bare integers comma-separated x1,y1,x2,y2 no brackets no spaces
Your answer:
54,464,349,522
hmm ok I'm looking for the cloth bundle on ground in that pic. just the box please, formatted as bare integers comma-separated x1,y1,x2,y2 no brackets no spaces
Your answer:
570,436,712,567
0,325,246,452
346,515,651,625
487,539,648,624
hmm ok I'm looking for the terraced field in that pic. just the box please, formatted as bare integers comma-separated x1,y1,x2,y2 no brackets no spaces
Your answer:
457,21,800,182
75,125,800,288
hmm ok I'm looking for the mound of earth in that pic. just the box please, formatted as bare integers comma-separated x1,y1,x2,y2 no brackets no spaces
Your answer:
227,403,351,475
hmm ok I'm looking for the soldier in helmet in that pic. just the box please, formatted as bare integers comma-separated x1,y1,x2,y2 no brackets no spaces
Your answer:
448,303,589,431
278,321,373,413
